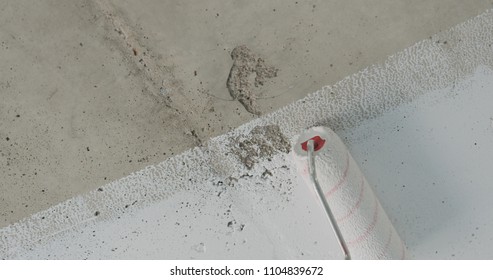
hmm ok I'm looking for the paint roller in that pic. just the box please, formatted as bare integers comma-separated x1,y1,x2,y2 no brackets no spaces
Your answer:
293,126,406,259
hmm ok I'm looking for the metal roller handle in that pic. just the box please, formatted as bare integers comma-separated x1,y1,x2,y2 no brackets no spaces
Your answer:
306,140,351,260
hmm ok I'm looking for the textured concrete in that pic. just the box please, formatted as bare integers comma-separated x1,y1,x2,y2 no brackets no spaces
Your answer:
1,0,492,228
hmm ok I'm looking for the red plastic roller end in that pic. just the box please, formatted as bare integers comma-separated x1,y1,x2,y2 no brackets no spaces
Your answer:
301,136,326,152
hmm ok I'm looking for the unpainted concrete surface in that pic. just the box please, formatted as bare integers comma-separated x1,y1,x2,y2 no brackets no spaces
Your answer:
1,0,492,227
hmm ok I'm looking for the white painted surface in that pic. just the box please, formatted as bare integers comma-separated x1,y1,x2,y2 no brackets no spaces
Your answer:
9,160,347,259
2,9,493,259
340,66,493,259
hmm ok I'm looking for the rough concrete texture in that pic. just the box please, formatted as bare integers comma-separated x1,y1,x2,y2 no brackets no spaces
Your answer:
1,0,493,228
227,46,279,114
230,125,290,169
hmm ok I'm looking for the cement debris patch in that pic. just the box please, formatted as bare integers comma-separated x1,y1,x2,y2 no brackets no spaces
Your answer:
227,46,278,114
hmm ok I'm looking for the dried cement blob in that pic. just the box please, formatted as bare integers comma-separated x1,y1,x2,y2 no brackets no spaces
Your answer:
230,124,290,169
226,45,278,115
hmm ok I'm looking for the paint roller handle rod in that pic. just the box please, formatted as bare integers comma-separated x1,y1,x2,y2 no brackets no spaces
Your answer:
307,140,351,260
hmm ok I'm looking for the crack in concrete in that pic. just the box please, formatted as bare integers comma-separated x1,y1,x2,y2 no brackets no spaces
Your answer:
88,0,204,144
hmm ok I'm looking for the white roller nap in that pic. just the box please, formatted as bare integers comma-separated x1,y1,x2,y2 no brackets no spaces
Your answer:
293,127,406,259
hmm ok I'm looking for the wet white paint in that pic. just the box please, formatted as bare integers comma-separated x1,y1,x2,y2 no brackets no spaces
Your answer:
3,9,493,259
340,66,493,259
1,153,344,259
